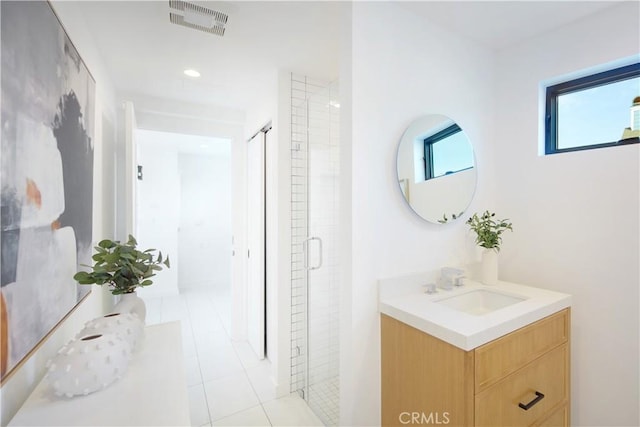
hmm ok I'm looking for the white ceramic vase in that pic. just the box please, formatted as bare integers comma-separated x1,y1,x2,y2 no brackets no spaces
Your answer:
80,312,144,352
113,292,146,323
481,249,499,285
46,332,131,398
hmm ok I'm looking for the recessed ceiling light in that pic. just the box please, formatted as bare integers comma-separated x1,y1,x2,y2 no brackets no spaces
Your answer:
184,69,201,78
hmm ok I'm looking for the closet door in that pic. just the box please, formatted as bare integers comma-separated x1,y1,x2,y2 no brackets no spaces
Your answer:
246,132,265,359
124,101,137,238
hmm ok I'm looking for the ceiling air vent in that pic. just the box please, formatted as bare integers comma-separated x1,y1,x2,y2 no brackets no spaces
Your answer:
169,0,228,37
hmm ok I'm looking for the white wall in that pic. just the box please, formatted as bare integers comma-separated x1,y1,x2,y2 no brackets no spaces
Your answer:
135,131,232,297
493,3,640,425
178,150,231,291
135,130,181,298
0,2,118,424
345,3,496,425
407,169,476,221
122,93,246,140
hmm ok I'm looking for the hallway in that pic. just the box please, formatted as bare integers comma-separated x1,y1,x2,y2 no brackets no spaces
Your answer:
143,290,323,427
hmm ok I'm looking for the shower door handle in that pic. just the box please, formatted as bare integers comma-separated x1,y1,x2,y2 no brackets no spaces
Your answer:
303,237,323,270
312,237,323,270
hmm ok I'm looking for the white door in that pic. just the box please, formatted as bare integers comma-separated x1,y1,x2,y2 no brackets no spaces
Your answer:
247,132,265,359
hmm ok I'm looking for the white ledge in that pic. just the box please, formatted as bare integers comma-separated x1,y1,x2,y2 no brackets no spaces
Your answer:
9,321,190,426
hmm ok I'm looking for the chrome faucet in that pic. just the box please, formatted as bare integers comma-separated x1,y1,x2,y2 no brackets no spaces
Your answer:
424,283,437,294
439,267,466,290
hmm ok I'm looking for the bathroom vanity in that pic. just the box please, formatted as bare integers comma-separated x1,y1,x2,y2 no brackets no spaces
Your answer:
379,277,571,426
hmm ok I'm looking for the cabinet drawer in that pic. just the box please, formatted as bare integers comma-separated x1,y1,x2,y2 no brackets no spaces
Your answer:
475,309,569,392
475,343,569,427
536,404,568,427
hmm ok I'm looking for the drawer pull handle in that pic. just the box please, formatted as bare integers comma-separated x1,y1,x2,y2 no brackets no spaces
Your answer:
518,391,545,411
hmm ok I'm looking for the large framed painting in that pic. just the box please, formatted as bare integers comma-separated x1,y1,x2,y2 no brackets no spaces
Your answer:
1,1,95,381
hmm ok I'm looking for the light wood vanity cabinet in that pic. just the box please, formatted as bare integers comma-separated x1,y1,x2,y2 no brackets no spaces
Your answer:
381,309,570,426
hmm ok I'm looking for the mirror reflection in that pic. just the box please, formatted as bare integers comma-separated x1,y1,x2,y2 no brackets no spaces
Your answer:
396,114,477,224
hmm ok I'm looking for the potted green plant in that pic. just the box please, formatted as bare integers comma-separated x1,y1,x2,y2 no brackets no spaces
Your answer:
466,211,513,284
466,211,513,251
74,235,170,321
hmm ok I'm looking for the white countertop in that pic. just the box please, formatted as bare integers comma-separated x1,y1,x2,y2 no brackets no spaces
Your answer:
379,277,571,351
9,321,191,426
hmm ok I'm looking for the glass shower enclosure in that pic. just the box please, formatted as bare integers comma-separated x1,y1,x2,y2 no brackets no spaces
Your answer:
289,74,340,426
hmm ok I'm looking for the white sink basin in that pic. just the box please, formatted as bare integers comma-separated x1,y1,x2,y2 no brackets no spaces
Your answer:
435,289,527,316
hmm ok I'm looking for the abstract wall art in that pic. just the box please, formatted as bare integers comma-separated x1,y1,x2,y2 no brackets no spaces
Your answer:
1,1,95,381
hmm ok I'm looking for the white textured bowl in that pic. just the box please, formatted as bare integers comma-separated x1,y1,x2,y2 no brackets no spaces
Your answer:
80,312,144,351
46,332,131,398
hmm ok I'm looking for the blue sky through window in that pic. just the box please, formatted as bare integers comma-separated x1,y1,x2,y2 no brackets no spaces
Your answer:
557,76,639,149
431,132,474,178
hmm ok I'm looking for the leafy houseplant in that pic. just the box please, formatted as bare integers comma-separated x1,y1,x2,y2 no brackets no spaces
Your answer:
466,210,513,252
74,235,170,295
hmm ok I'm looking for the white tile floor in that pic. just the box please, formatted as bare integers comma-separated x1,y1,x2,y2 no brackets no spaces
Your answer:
142,289,324,427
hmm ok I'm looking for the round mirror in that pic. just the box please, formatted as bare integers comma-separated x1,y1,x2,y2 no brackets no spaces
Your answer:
396,114,477,224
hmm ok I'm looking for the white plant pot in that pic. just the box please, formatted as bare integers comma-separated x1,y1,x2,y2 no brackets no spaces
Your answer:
481,249,499,285
79,312,144,352
46,332,131,398
113,292,146,324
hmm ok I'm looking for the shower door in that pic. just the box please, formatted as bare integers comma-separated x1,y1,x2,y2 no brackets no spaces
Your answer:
295,77,340,426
